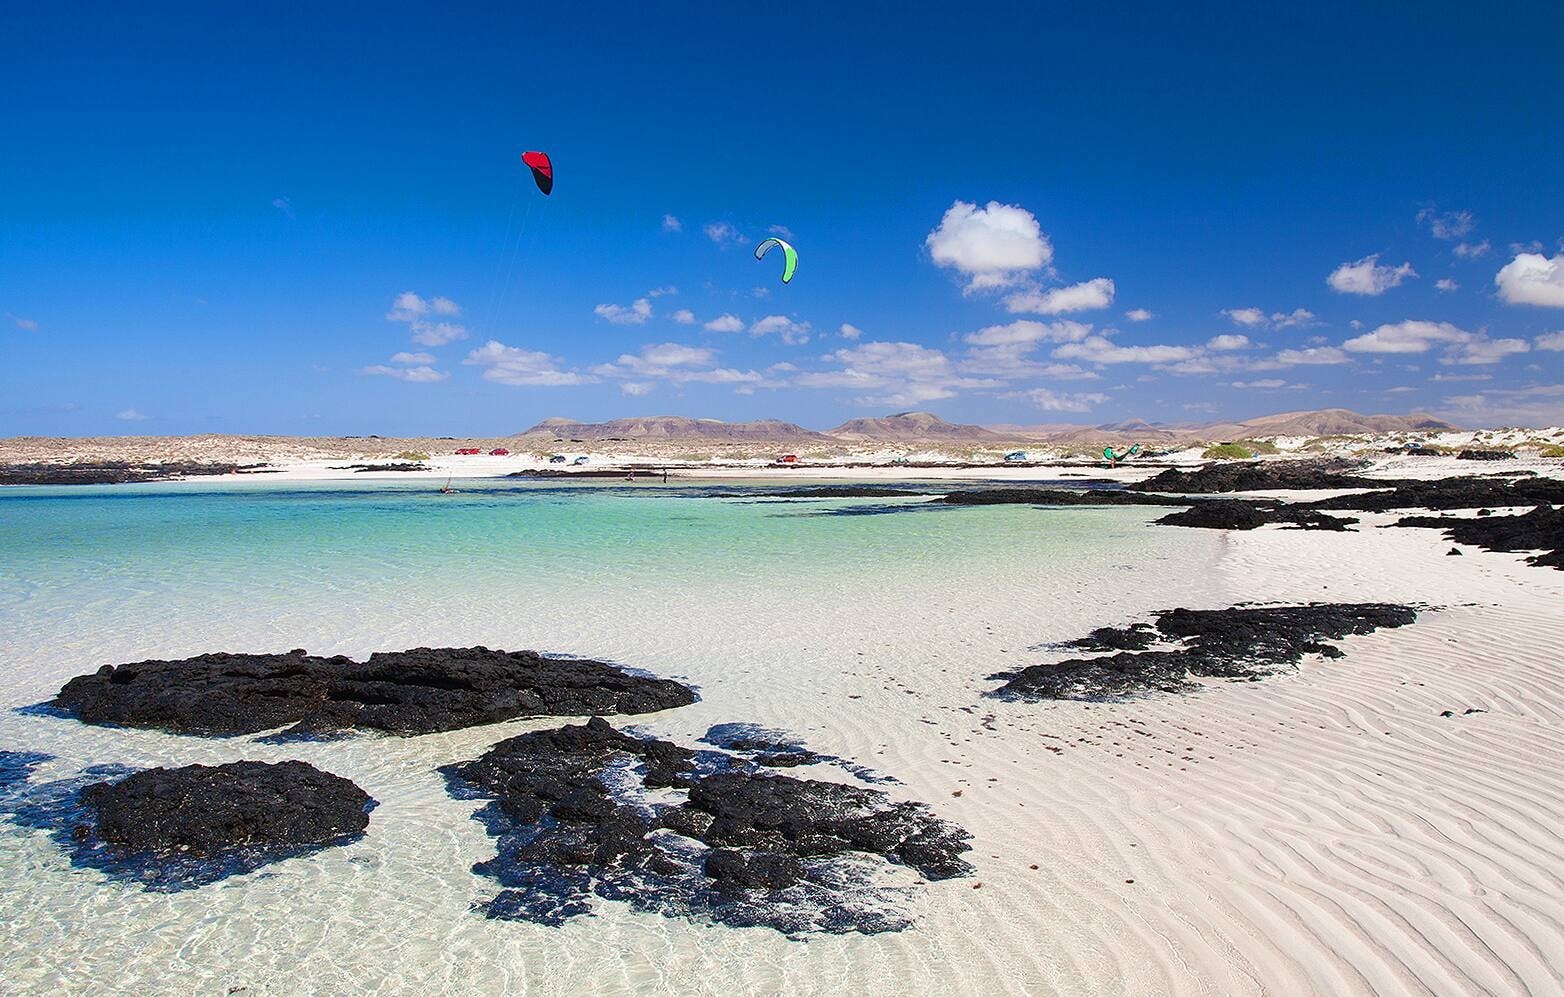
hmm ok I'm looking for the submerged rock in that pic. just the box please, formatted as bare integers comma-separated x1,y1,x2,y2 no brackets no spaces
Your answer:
83,760,372,856
1394,506,1564,571
991,603,1418,701
0,757,373,891
51,646,697,738
442,717,971,935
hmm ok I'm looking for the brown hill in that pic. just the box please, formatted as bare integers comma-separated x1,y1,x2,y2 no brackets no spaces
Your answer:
827,411,1007,442
517,416,833,443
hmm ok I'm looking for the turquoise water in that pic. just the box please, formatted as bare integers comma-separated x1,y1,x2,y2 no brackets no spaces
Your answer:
0,478,1224,994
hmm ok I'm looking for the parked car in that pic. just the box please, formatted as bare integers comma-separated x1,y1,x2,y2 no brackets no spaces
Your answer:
572,456,590,465
489,448,510,456
549,455,568,464
1004,450,1028,463
777,454,799,464
454,447,482,455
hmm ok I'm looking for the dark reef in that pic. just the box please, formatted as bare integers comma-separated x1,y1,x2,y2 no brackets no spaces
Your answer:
0,461,272,486
1304,475,1564,513
991,603,1418,701
51,646,697,738
441,716,971,935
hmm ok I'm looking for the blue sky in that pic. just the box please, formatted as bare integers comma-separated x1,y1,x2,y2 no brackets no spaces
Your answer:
3,2,1562,436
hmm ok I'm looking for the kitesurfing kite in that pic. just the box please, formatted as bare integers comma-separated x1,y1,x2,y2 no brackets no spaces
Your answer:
521,151,553,195
1104,443,1141,464
755,237,797,284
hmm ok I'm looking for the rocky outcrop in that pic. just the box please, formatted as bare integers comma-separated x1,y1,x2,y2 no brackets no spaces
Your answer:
1153,501,1357,531
1127,459,1390,494
992,603,1418,701
52,646,697,738
442,717,971,935
1305,476,1564,513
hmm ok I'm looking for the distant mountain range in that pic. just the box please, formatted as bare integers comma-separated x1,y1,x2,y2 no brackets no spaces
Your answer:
517,408,1458,447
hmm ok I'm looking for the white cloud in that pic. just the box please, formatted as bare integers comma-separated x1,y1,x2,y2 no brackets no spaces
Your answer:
1013,387,1109,412
1270,308,1317,328
1495,252,1564,307
271,196,295,219
389,351,435,364
797,340,1000,407
703,221,746,245
593,298,653,325
1273,346,1349,365
1436,278,1459,292
463,340,593,386
671,309,695,324
1327,254,1418,295
1453,240,1490,259
661,214,682,233
1124,308,1154,322
1230,379,1289,389
5,312,38,330
647,286,677,298
387,292,467,345
410,322,467,346
768,224,794,239
592,342,766,388
1206,334,1252,351
1445,337,1529,366
749,314,811,344
621,381,655,396
362,364,449,383
1004,277,1115,315
1417,208,1475,240
839,323,863,340
1222,307,1266,327
704,314,744,333
1536,331,1564,351
963,319,1092,347
1438,383,1564,427
115,408,148,421
1343,320,1473,354
1053,336,1196,365
924,200,1051,291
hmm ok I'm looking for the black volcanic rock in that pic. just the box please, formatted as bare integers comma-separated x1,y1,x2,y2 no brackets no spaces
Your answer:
82,760,371,856
1154,501,1357,531
0,461,270,485
1457,449,1516,461
991,603,1418,701
442,717,971,935
938,488,1185,507
1127,459,1391,494
51,646,697,738
1394,506,1564,571
1305,476,1564,513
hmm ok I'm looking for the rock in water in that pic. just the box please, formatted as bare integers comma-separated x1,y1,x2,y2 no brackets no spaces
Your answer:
991,603,1418,701
441,717,972,935
51,646,697,738
83,760,371,856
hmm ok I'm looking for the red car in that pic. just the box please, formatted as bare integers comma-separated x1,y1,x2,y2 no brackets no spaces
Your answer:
489,448,510,456
454,448,482,455
778,454,799,464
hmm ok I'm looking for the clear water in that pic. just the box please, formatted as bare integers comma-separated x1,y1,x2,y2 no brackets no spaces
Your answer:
0,479,1223,994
